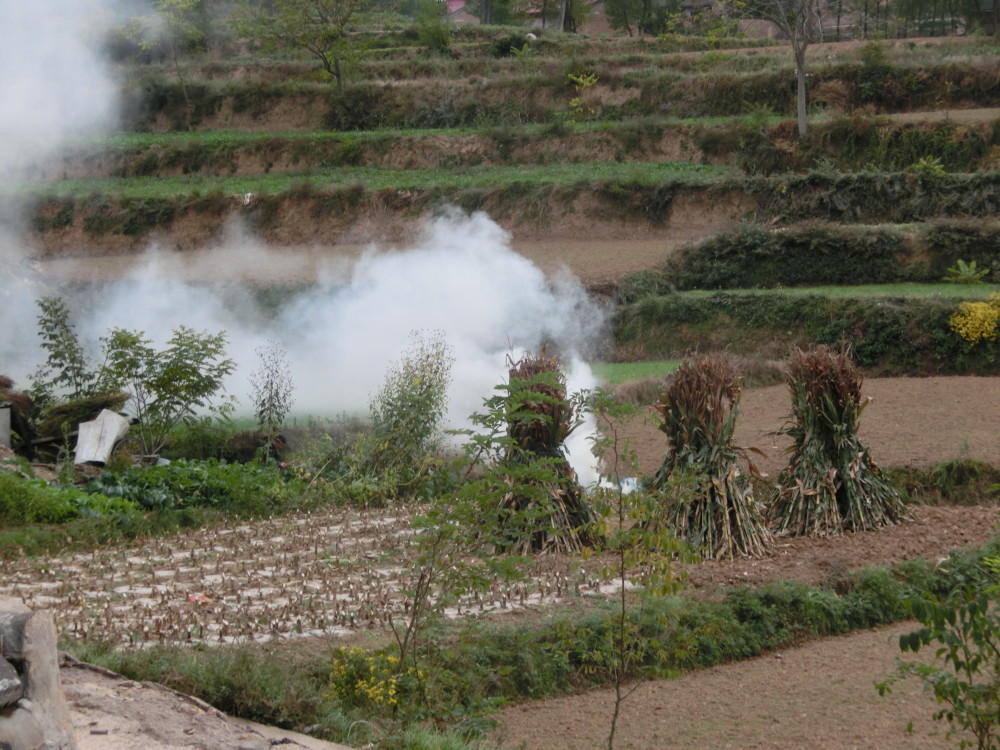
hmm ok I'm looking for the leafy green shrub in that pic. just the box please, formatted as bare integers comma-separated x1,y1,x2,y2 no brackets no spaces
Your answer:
490,32,530,57
879,587,1000,749
414,0,452,54
159,418,236,461
0,473,137,524
924,221,1000,280
83,459,306,514
944,258,991,284
324,86,392,131
693,118,791,175
98,326,236,456
325,331,458,504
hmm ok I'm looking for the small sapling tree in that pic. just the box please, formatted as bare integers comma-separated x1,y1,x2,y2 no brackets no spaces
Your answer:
738,0,826,136
231,0,370,93
878,555,1000,750
98,326,235,457
389,367,579,715
32,296,98,407
248,340,295,461
589,389,690,750
126,0,208,129
358,330,453,499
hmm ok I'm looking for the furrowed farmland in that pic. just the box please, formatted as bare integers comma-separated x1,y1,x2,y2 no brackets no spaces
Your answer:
2,2,1000,749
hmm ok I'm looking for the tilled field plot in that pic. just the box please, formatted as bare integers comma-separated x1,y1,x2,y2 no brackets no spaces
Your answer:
2,507,597,647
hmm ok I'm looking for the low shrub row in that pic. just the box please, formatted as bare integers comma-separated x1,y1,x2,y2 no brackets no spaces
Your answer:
32,167,1000,246
62,115,1000,182
636,220,1000,292
121,55,1000,133
0,459,315,559
695,117,1000,175
614,292,999,375
888,459,1000,506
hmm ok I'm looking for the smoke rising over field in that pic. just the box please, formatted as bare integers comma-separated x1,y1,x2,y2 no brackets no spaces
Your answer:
0,4,606,482
80,211,607,483
0,1,117,178
0,0,120,378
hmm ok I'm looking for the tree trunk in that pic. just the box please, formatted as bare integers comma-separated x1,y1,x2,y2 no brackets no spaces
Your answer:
334,57,344,94
794,45,808,137
559,0,569,31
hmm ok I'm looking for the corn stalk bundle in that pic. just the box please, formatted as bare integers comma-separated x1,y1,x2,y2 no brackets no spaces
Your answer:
771,347,908,537
498,350,597,554
651,353,772,560
35,392,129,440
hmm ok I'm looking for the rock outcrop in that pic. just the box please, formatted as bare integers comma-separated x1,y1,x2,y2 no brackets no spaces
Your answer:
0,598,77,750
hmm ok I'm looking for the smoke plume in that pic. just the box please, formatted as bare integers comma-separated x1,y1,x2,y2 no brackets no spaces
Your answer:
76,211,608,483
0,4,609,484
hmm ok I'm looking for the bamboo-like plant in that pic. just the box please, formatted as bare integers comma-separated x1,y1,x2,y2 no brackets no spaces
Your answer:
771,346,908,536
496,349,598,554
651,353,772,559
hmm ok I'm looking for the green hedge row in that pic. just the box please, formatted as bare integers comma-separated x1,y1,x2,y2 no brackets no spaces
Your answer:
638,220,1000,292
614,292,999,375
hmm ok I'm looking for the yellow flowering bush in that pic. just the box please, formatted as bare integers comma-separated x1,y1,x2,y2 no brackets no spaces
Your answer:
949,294,1000,346
327,646,420,710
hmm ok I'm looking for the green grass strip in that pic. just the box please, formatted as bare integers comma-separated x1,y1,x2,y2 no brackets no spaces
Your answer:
592,360,682,384
17,162,730,199
677,283,1000,300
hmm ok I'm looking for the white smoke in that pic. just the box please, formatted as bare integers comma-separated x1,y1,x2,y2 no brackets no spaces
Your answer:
0,3,609,485
74,211,608,484
0,0,120,379
0,0,117,180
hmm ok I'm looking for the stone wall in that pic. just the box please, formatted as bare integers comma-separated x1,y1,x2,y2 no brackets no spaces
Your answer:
0,598,76,750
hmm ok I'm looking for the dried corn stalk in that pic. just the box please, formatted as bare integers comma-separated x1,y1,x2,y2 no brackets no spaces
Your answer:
771,347,908,537
497,350,597,554
651,353,772,559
